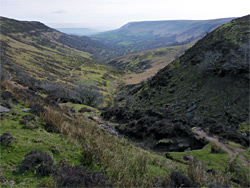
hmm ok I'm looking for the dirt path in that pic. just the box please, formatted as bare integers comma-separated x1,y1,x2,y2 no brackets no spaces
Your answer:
192,127,248,167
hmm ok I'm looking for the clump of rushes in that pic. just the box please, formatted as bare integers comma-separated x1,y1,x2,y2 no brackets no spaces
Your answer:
42,108,66,133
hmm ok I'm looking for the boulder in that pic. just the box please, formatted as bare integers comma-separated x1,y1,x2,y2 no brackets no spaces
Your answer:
21,108,31,112
187,104,197,113
0,105,10,113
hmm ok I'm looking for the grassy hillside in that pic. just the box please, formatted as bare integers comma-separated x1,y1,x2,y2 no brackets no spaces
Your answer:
93,18,233,54
103,15,249,153
108,42,195,84
0,17,118,61
0,17,123,107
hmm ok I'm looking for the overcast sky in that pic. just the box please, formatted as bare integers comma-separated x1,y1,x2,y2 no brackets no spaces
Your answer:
1,0,249,30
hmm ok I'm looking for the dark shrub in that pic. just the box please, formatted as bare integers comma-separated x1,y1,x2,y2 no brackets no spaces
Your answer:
78,107,91,113
21,122,39,130
170,171,195,187
221,130,249,147
0,91,13,101
54,163,105,187
19,150,54,176
21,114,36,122
0,132,13,147
30,103,45,115
39,82,67,101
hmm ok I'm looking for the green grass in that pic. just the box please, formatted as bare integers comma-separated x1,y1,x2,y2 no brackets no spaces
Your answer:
0,102,82,187
170,142,231,172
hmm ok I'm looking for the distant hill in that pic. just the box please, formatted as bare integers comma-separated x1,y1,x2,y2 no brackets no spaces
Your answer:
56,28,99,36
103,15,250,149
93,18,234,54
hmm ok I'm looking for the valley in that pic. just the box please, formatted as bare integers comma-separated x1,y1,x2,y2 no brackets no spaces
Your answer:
0,15,249,188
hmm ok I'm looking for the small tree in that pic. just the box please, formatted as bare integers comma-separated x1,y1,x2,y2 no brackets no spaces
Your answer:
198,51,222,73
72,83,103,107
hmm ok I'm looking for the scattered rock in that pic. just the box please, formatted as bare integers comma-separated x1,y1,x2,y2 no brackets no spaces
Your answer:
184,147,191,152
21,108,31,112
0,105,10,113
186,112,193,117
242,133,247,137
187,104,197,113
93,116,100,121
98,124,119,137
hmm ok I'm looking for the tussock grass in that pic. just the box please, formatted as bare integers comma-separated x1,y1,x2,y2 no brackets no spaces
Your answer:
42,106,176,187
187,160,231,187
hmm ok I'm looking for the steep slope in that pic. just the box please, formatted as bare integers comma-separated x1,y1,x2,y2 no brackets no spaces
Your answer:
0,17,123,105
0,17,116,61
108,42,195,84
102,15,250,148
93,18,234,54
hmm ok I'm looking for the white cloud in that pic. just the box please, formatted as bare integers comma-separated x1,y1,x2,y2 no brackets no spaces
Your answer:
52,10,67,14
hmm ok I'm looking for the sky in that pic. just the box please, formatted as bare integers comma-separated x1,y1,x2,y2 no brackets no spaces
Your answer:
1,0,249,30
